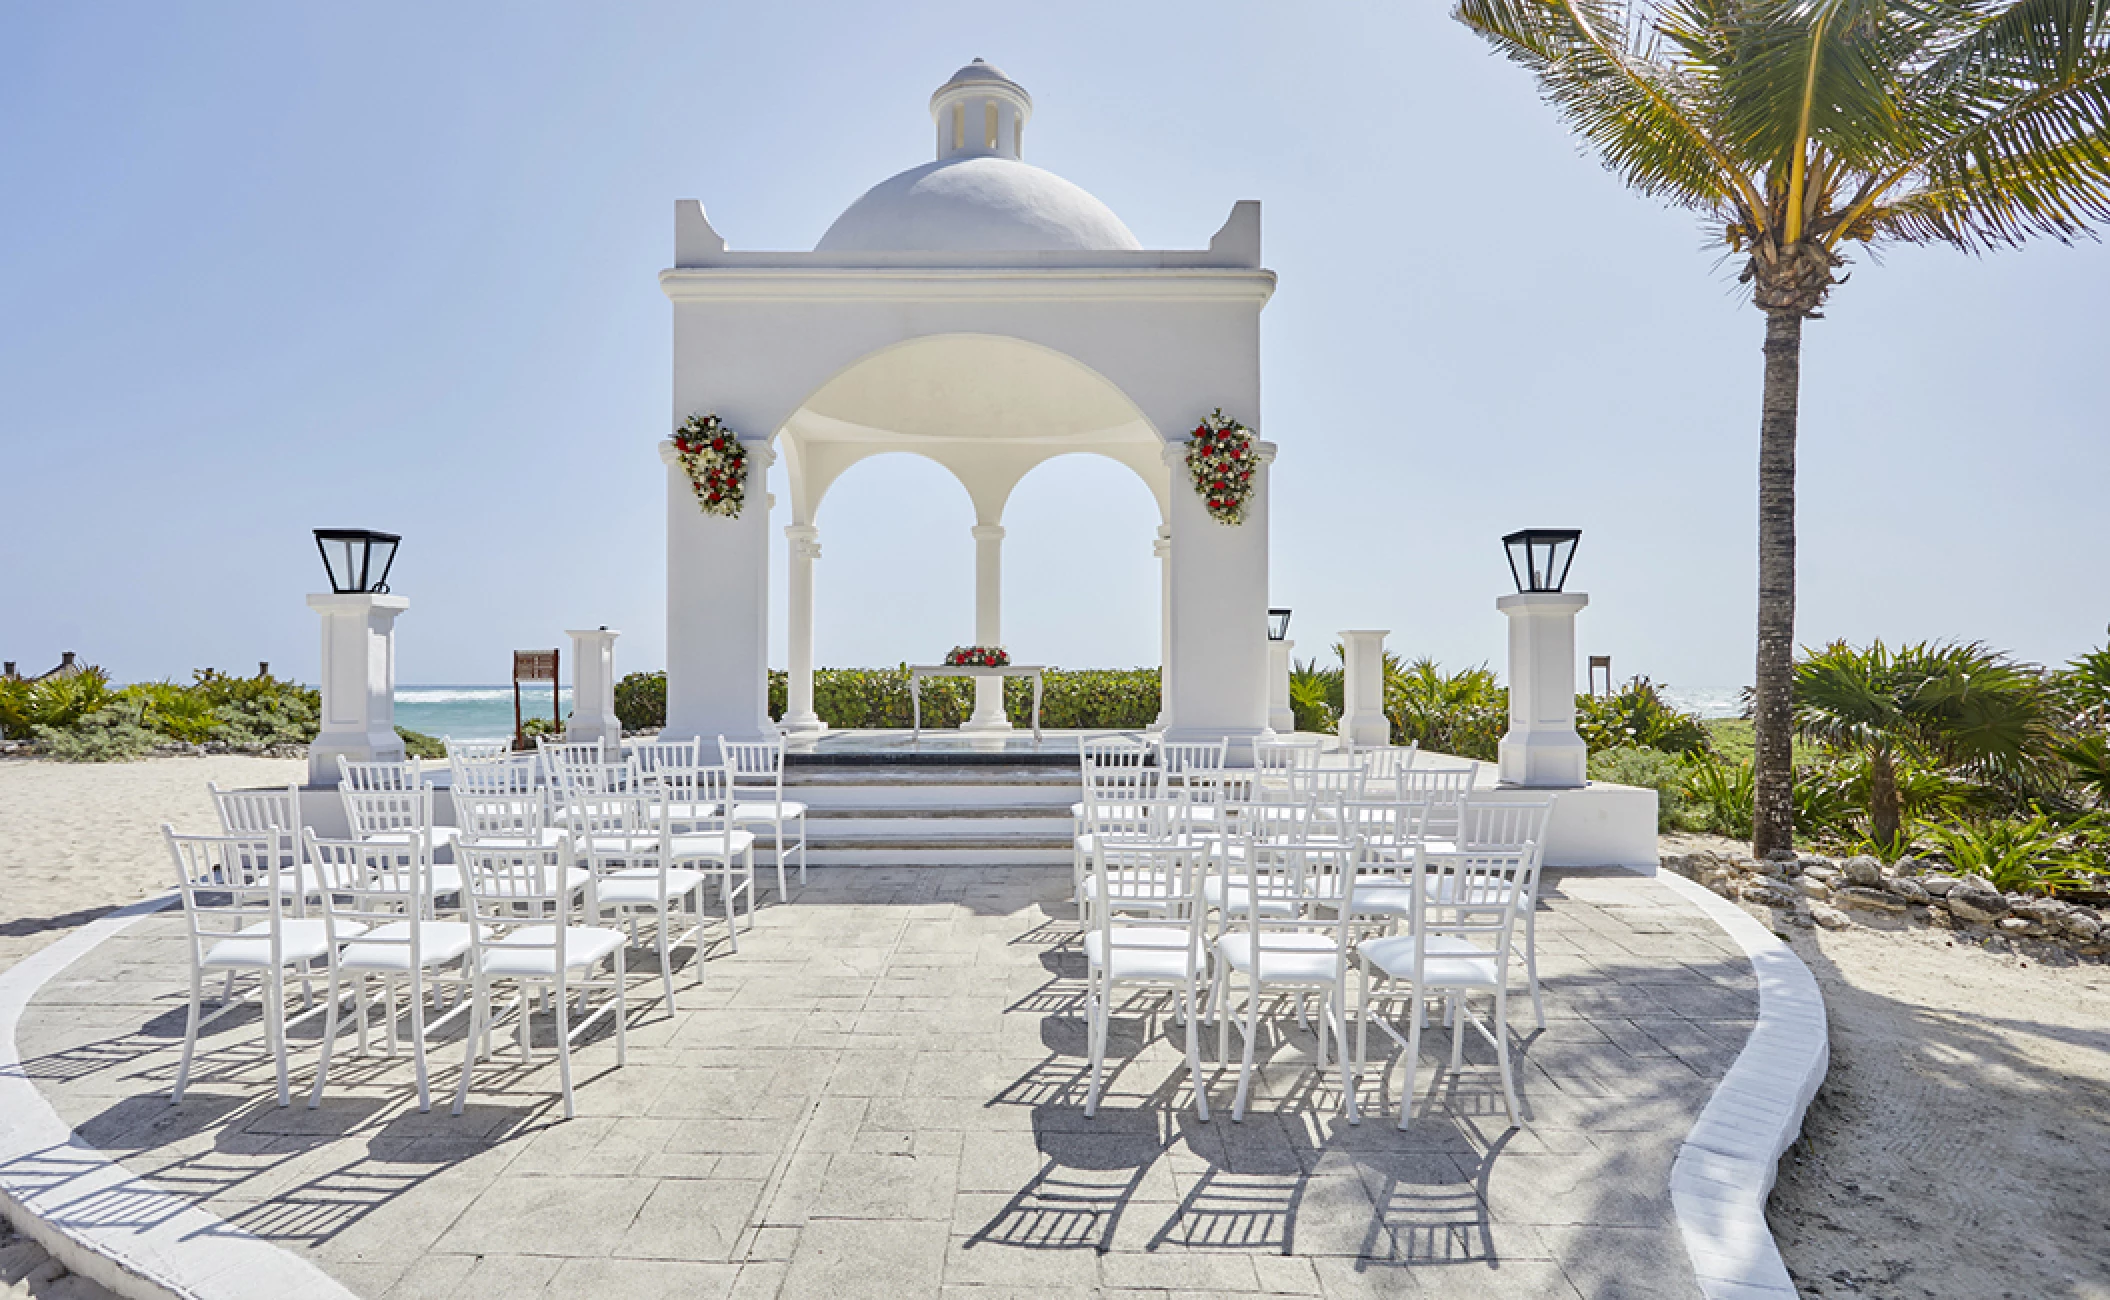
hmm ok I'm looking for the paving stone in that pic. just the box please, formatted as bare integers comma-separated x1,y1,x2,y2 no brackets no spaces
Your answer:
779,1217,949,1299
618,1177,767,1260
546,1257,742,1300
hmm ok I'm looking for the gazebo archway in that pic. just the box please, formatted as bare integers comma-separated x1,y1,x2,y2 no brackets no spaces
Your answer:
778,334,1169,732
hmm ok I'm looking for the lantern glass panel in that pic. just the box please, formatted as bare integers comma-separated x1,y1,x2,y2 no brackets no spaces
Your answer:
1501,529,1581,593
313,529,401,594
1267,608,1292,641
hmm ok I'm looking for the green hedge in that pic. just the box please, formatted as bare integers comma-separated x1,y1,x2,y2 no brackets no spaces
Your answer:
616,667,1161,733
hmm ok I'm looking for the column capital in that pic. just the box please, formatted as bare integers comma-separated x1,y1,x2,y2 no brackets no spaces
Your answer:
971,523,1006,543
785,523,822,561
1152,526,1172,560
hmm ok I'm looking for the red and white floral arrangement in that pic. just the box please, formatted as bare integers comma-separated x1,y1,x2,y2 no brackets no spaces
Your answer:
673,413,749,518
944,645,1010,667
1185,408,1256,525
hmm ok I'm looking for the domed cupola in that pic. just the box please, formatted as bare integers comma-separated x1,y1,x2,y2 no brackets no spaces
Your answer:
815,60,1142,255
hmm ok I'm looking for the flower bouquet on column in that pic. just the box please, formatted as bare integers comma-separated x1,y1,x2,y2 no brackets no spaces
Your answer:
1184,408,1256,525
945,646,1010,667
673,413,750,518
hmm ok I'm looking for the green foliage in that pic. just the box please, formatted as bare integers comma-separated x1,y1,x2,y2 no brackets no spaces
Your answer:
1918,814,2110,897
117,681,220,743
1705,718,1755,767
32,704,162,761
1681,756,1756,839
1589,746,1697,832
615,671,667,732
1384,658,1507,762
396,726,447,759
0,668,115,737
1575,678,1711,756
2057,732,2110,808
1011,669,1159,730
1289,658,1341,734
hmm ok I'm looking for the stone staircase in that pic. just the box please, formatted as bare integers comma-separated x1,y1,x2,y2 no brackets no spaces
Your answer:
786,763,1078,866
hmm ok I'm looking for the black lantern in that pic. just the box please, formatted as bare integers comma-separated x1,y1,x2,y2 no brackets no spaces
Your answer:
313,529,400,594
1502,529,1580,593
1267,608,1293,641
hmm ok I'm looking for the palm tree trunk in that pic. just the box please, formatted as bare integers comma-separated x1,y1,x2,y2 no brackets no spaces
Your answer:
1868,746,1900,850
1752,310,1802,857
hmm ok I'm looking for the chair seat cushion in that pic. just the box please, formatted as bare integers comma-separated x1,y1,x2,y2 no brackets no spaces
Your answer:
337,921,476,971
1082,928,1202,982
597,868,707,906
1359,933,1503,988
479,925,625,977
733,800,806,822
670,831,756,859
362,827,463,850
458,827,569,850
1215,930,1342,983
204,918,357,970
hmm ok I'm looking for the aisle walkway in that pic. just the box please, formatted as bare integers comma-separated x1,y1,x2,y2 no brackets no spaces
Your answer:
12,867,1754,1299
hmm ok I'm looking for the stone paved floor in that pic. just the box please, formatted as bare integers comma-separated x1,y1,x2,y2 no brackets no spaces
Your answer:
12,868,1755,1299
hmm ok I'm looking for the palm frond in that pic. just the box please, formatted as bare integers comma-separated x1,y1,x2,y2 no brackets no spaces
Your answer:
1455,0,1767,219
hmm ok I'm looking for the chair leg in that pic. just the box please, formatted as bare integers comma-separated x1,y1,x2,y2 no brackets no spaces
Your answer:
721,859,740,953
555,977,574,1120
452,977,484,1117
354,973,370,1055
796,813,808,885
409,971,431,1113
1399,991,1424,1131
615,945,628,1067
1333,989,1357,1125
308,967,343,1109
658,904,675,1010
1232,980,1260,1123
1083,978,1106,1118
1183,975,1210,1122
1214,964,1230,1063
266,972,290,1109
1450,994,1466,1071
1524,898,1545,1029
172,962,204,1103
384,974,400,1057
774,819,787,902
1493,988,1520,1129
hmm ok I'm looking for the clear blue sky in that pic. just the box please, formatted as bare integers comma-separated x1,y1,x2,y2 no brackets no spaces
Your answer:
4,2,2105,692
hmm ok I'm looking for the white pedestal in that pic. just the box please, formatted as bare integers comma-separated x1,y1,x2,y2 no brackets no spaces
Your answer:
1267,638,1295,734
566,628,621,748
1338,629,1391,748
307,593,407,785
1497,591,1589,788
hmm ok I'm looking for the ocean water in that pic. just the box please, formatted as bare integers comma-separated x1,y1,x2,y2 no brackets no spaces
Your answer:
395,685,571,744
1659,686,1747,720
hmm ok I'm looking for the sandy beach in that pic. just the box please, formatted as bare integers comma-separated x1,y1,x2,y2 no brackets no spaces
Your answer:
0,755,305,976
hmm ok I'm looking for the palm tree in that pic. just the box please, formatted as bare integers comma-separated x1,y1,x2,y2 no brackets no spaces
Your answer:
1456,0,2110,855
1793,640,2052,848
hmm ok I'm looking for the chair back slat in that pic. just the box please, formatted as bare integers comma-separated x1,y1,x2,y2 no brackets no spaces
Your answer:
342,785,436,840
450,751,540,798
337,755,425,792
718,735,784,798
1253,738,1323,773
455,792,549,842
1355,743,1420,781
304,831,432,937
164,827,287,950
458,842,576,976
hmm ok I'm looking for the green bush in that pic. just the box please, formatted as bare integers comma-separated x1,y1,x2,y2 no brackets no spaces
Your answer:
1681,756,1755,839
33,705,162,761
396,726,446,759
1589,746,1697,831
1385,659,1507,762
615,671,667,732
1575,679,1711,756
1919,813,2109,896
1,668,115,737
1289,659,1341,733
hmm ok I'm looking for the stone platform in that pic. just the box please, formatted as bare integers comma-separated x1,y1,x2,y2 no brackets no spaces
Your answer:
7,867,1757,1299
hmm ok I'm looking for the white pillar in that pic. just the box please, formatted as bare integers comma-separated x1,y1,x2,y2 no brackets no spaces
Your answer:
1268,637,1295,734
1151,525,1172,732
1338,629,1391,748
964,522,1011,732
307,593,408,784
664,437,778,754
783,524,824,733
1498,591,1590,787
1161,441,1274,760
565,628,620,748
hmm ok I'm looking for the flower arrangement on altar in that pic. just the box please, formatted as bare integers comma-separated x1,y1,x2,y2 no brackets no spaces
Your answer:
1185,408,1255,525
673,413,749,518
945,645,1010,667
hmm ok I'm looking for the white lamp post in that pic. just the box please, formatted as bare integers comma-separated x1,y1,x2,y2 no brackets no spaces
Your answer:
307,529,406,785
1338,629,1391,748
1497,529,1588,788
566,627,621,747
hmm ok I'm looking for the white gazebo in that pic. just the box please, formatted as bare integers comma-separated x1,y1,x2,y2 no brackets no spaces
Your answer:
659,60,1278,753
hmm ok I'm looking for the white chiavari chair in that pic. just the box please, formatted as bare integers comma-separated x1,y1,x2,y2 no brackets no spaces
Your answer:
1081,837,1213,1121
720,734,808,901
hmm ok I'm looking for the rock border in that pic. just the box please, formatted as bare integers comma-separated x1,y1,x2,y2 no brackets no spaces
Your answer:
1657,870,1830,1300
0,894,358,1300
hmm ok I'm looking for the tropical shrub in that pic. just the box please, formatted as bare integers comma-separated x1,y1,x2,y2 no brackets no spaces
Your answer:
1681,756,1755,839
616,667,1162,733
32,705,162,761
1384,658,1507,762
1289,658,1341,733
615,670,668,732
1919,814,2109,897
1575,679,1711,756
396,726,447,759
0,668,115,737
1589,746,1697,832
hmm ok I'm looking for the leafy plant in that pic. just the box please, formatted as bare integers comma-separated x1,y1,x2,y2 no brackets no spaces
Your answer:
32,705,161,761
615,671,668,732
1384,658,1507,762
396,726,446,759
1575,678,1711,756
1682,756,1756,840
1289,658,1341,734
0,668,115,736
1918,813,2109,897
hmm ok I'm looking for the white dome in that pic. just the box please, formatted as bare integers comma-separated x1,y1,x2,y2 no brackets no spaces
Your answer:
816,155,1142,254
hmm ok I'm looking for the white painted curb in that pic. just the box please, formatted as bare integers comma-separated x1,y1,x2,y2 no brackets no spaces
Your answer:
0,894,360,1300
1657,871,1830,1300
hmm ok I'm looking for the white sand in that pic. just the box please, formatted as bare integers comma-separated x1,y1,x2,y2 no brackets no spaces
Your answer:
0,755,305,975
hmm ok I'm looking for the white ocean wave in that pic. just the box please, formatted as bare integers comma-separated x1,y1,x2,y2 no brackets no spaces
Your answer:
1660,687,1748,720
396,686,572,704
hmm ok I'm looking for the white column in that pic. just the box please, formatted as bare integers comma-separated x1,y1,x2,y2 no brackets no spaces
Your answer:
664,437,778,754
565,628,620,748
307,593,408,784
783,524,824,733
1161,441,1274,760
963,522,1011,732
1498,591,1590,787
1151,525,1172,732
1268,637,1295,733
1339,629,1391,748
